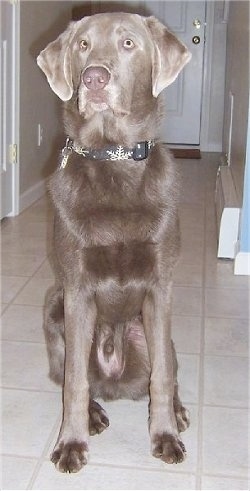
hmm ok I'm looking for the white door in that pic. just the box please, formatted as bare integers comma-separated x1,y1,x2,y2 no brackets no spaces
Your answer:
144,1,206,145
0,0,17,219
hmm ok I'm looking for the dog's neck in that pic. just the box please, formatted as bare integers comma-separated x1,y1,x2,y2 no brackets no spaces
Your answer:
63,95,162,149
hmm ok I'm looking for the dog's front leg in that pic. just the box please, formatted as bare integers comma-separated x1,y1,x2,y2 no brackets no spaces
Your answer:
51,288,96,473
142,282,186,464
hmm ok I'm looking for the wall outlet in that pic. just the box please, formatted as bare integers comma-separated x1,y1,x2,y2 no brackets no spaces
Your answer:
37,123,43,146
227,92,234,166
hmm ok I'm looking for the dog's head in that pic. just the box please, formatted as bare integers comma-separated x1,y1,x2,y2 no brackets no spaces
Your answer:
37,13,191,117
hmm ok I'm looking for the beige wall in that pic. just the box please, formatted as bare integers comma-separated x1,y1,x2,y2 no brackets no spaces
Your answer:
223,0,249,204
19,1,73,195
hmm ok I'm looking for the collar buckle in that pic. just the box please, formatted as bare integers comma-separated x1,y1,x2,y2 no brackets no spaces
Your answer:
133,141,149,161
60,138,73,169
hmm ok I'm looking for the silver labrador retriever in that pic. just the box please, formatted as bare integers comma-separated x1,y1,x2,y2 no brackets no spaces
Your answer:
37,12,191,473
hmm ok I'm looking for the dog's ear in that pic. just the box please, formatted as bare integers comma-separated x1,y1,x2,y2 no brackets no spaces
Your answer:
145,16,191,98
37,23,77,101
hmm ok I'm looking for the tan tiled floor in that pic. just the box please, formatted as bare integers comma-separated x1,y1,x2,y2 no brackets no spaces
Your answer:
1,154,249,490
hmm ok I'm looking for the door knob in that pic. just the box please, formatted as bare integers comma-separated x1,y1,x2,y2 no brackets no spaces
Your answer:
192,36,200,45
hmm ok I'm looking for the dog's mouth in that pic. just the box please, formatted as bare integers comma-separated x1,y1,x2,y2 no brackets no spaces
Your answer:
86,90,109,112
77,82,110,115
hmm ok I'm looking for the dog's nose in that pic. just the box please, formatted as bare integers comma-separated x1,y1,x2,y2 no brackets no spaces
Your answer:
82,66,110,90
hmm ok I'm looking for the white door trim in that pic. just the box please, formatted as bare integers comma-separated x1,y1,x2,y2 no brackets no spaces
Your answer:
8,0,20,217
200,2,227,152
200,1,214,151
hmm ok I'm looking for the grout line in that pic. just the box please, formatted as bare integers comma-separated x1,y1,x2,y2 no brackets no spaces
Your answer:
0,254,53,317
1,339,46,346
1,386,61,395
1,453,38,461
2,385,248,411
201,471,249,481
1,276,34,307
26,414,62,490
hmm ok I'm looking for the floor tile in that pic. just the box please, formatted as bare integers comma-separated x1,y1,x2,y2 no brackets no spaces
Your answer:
180,236,204,265
172,315,202,354
1,219,52,239
205,287,249,319
2,388,61,457
1,275,29,304
1,253,45,277
0,303,8,314
32,460,196,490
179,175,205,204
204,355,248,407
174,262,203,287
1,234,49,256
177,354,200,404
13,277,54,306
1,305,45,343
204,317,248,356
1,456,37,490
179,206,205,231
33,257,55,279
17,199,53,223
202,406,248,477
205,258,249,289
2,341,60,392
201,475,249,490
173,286,203,317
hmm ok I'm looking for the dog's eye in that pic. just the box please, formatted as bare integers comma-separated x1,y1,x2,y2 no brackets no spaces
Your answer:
79,39,88,50
123,39,134,49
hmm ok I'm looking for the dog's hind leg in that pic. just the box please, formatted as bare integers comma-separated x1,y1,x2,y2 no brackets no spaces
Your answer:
172,341,190,432
44,285,65,386
89,400,109,435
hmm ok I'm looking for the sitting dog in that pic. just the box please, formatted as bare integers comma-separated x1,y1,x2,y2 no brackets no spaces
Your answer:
37,12,191,473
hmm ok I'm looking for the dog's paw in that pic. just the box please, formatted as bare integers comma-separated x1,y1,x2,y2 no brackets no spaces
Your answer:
152,433,186,464
175,405,190,433
89,399,110,435
51,440,88,473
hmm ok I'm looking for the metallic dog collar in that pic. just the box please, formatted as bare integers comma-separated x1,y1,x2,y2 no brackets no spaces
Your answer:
60,138,155,169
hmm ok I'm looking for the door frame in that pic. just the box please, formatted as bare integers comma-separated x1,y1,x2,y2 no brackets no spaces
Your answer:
6,0,20,217
200,1,227,152
11,0,20,216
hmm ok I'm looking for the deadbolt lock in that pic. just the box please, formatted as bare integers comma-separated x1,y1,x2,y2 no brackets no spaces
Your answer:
193,19,201,29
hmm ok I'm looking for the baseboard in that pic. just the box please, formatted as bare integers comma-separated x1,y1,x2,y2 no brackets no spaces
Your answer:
19,179,47,213
234,251,250,275
215,165,240,258
234,241,250,275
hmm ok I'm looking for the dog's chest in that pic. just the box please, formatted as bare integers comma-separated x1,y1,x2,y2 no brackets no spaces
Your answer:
84,241,156,284
57,161,162,247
